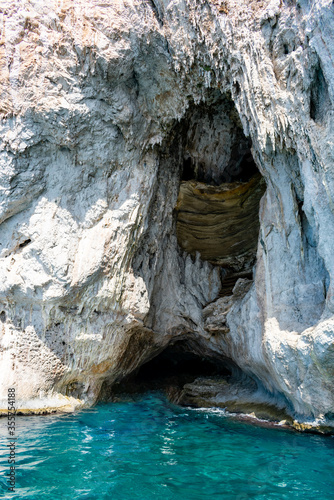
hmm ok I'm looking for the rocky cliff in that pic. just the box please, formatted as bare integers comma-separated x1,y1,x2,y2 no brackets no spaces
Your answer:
0,0,334,430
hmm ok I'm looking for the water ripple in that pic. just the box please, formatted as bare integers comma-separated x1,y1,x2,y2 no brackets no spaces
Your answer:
0,393,333,499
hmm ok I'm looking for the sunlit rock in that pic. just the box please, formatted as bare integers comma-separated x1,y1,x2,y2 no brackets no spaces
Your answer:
0,0,333,430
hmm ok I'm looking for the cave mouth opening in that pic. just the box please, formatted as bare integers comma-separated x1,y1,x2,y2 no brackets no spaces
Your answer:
106,92,266,405
175,90,266,295
108,340,233,400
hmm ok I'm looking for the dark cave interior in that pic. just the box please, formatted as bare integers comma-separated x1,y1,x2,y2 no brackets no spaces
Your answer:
107,340,232,400
181,141,259,184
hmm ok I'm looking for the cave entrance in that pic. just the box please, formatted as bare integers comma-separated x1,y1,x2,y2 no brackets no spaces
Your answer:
109,340,232,400
175,91,266,295
136,342,230,381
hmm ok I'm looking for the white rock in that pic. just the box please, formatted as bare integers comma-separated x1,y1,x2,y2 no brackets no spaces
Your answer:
0,0,333,429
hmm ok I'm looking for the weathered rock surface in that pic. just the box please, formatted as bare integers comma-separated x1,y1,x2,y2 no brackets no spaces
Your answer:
176,174,266,269
0,0,334,430
174,376,292,424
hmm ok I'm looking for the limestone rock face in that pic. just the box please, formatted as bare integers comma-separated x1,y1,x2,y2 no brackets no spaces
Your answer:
0,0,334,428
176,174,266,269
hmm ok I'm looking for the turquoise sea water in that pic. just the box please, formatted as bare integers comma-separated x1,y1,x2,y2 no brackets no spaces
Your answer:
1,392,334,499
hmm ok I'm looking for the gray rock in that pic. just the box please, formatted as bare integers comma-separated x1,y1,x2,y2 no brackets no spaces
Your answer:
0,0,333,430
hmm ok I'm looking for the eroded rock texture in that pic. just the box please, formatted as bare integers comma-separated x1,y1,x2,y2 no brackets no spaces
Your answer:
0,0,334,428
176,174,265,268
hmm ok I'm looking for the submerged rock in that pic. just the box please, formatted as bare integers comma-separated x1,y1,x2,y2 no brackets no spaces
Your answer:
173,376,293,424
0,0,333,431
